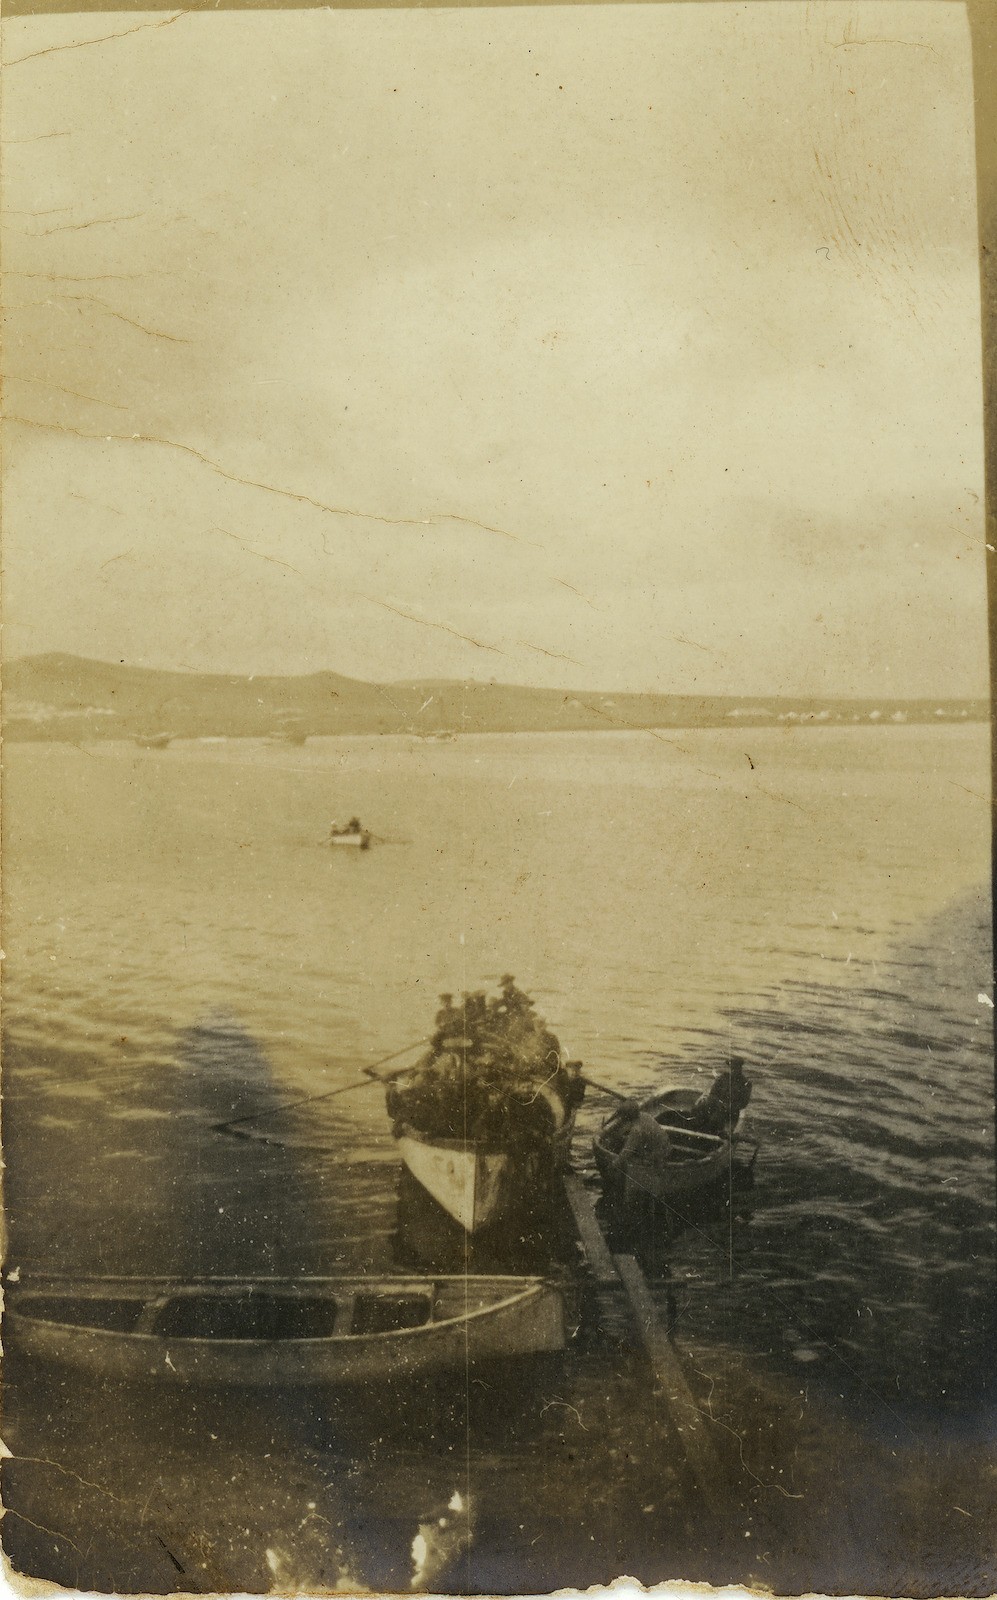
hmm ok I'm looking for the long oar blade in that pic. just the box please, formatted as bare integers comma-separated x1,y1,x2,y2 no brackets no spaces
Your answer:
210,1037,426,1137
579,1074,632,1102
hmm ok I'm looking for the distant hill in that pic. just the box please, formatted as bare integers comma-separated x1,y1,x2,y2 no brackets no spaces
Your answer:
3,653,989,743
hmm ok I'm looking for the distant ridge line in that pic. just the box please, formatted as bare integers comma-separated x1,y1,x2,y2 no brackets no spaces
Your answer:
3,653,989,743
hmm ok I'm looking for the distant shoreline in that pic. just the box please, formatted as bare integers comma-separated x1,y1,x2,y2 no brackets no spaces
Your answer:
4,653,989,743
5,712,989,746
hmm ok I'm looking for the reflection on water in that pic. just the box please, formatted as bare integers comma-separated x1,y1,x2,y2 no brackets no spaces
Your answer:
2,726,994,1592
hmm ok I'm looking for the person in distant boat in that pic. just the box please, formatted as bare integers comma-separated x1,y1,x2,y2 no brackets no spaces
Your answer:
693,1057,752,1135
347,817,362,833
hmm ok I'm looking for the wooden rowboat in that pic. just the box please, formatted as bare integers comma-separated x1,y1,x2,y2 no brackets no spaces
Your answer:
393,1082,578,1234
593,1087,754,1205
5,1273,567,1385
387,981,585,1235
395,1126,508,1234
329,829,371,850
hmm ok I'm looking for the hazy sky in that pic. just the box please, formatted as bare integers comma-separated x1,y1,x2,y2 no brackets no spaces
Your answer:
2,0,988,694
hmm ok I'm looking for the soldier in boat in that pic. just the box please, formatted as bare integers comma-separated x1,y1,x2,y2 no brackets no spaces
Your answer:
393,981,582,1149
617,1100,673,1167
615,1101,674,1227
692,1057,752,1135
430,993,462,1051
329,816,366,841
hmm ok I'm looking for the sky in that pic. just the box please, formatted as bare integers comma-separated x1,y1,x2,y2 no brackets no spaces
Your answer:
1,0,989,695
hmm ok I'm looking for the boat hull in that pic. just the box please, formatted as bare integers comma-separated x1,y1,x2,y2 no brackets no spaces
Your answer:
329,832,370,850
5,1274,566,1386
395,1107,577,1235
396,1131,510,1233
594,1088,745,1204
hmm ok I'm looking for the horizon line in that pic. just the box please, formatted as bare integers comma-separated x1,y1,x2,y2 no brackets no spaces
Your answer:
5,650,991,705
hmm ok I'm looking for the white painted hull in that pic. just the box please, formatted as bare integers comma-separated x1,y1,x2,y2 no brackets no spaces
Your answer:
396,1131,512,1233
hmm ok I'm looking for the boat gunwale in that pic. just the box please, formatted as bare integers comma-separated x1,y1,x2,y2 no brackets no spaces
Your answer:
395,1124,517,1158
394,1118,573,1159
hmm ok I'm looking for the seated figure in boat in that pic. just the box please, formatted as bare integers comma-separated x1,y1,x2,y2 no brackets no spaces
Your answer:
692,1057,752,1135
330,816,365,839
430,993,463,1051
616,1102,673,1223
491,977,568,1073
557,1059,587,1113
617,1101,673,1168
389,980,582,1146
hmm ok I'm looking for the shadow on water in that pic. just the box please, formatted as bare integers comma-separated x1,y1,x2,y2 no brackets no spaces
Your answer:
2,1014,495,1591
3,1012,326,1278
5,1016,700,1595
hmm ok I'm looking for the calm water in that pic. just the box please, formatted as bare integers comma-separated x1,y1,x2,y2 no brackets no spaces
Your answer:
3,724,995,1592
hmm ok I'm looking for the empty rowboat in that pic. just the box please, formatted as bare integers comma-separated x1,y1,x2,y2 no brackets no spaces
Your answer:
5,1273,568,1385
3,1267,569,1382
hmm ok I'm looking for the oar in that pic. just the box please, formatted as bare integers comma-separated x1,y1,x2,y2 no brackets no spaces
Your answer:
579,1074,632,1102
651,1122,725,1146
211,1037,427,1137
580,1074,728,1144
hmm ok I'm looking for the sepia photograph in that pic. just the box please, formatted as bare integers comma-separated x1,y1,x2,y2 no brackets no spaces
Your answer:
1,0,995,1593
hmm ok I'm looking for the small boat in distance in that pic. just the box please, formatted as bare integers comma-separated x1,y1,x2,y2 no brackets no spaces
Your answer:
329,818,371,850
5,1272,568,1385
593,1085,756,1205
135,733,172,749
